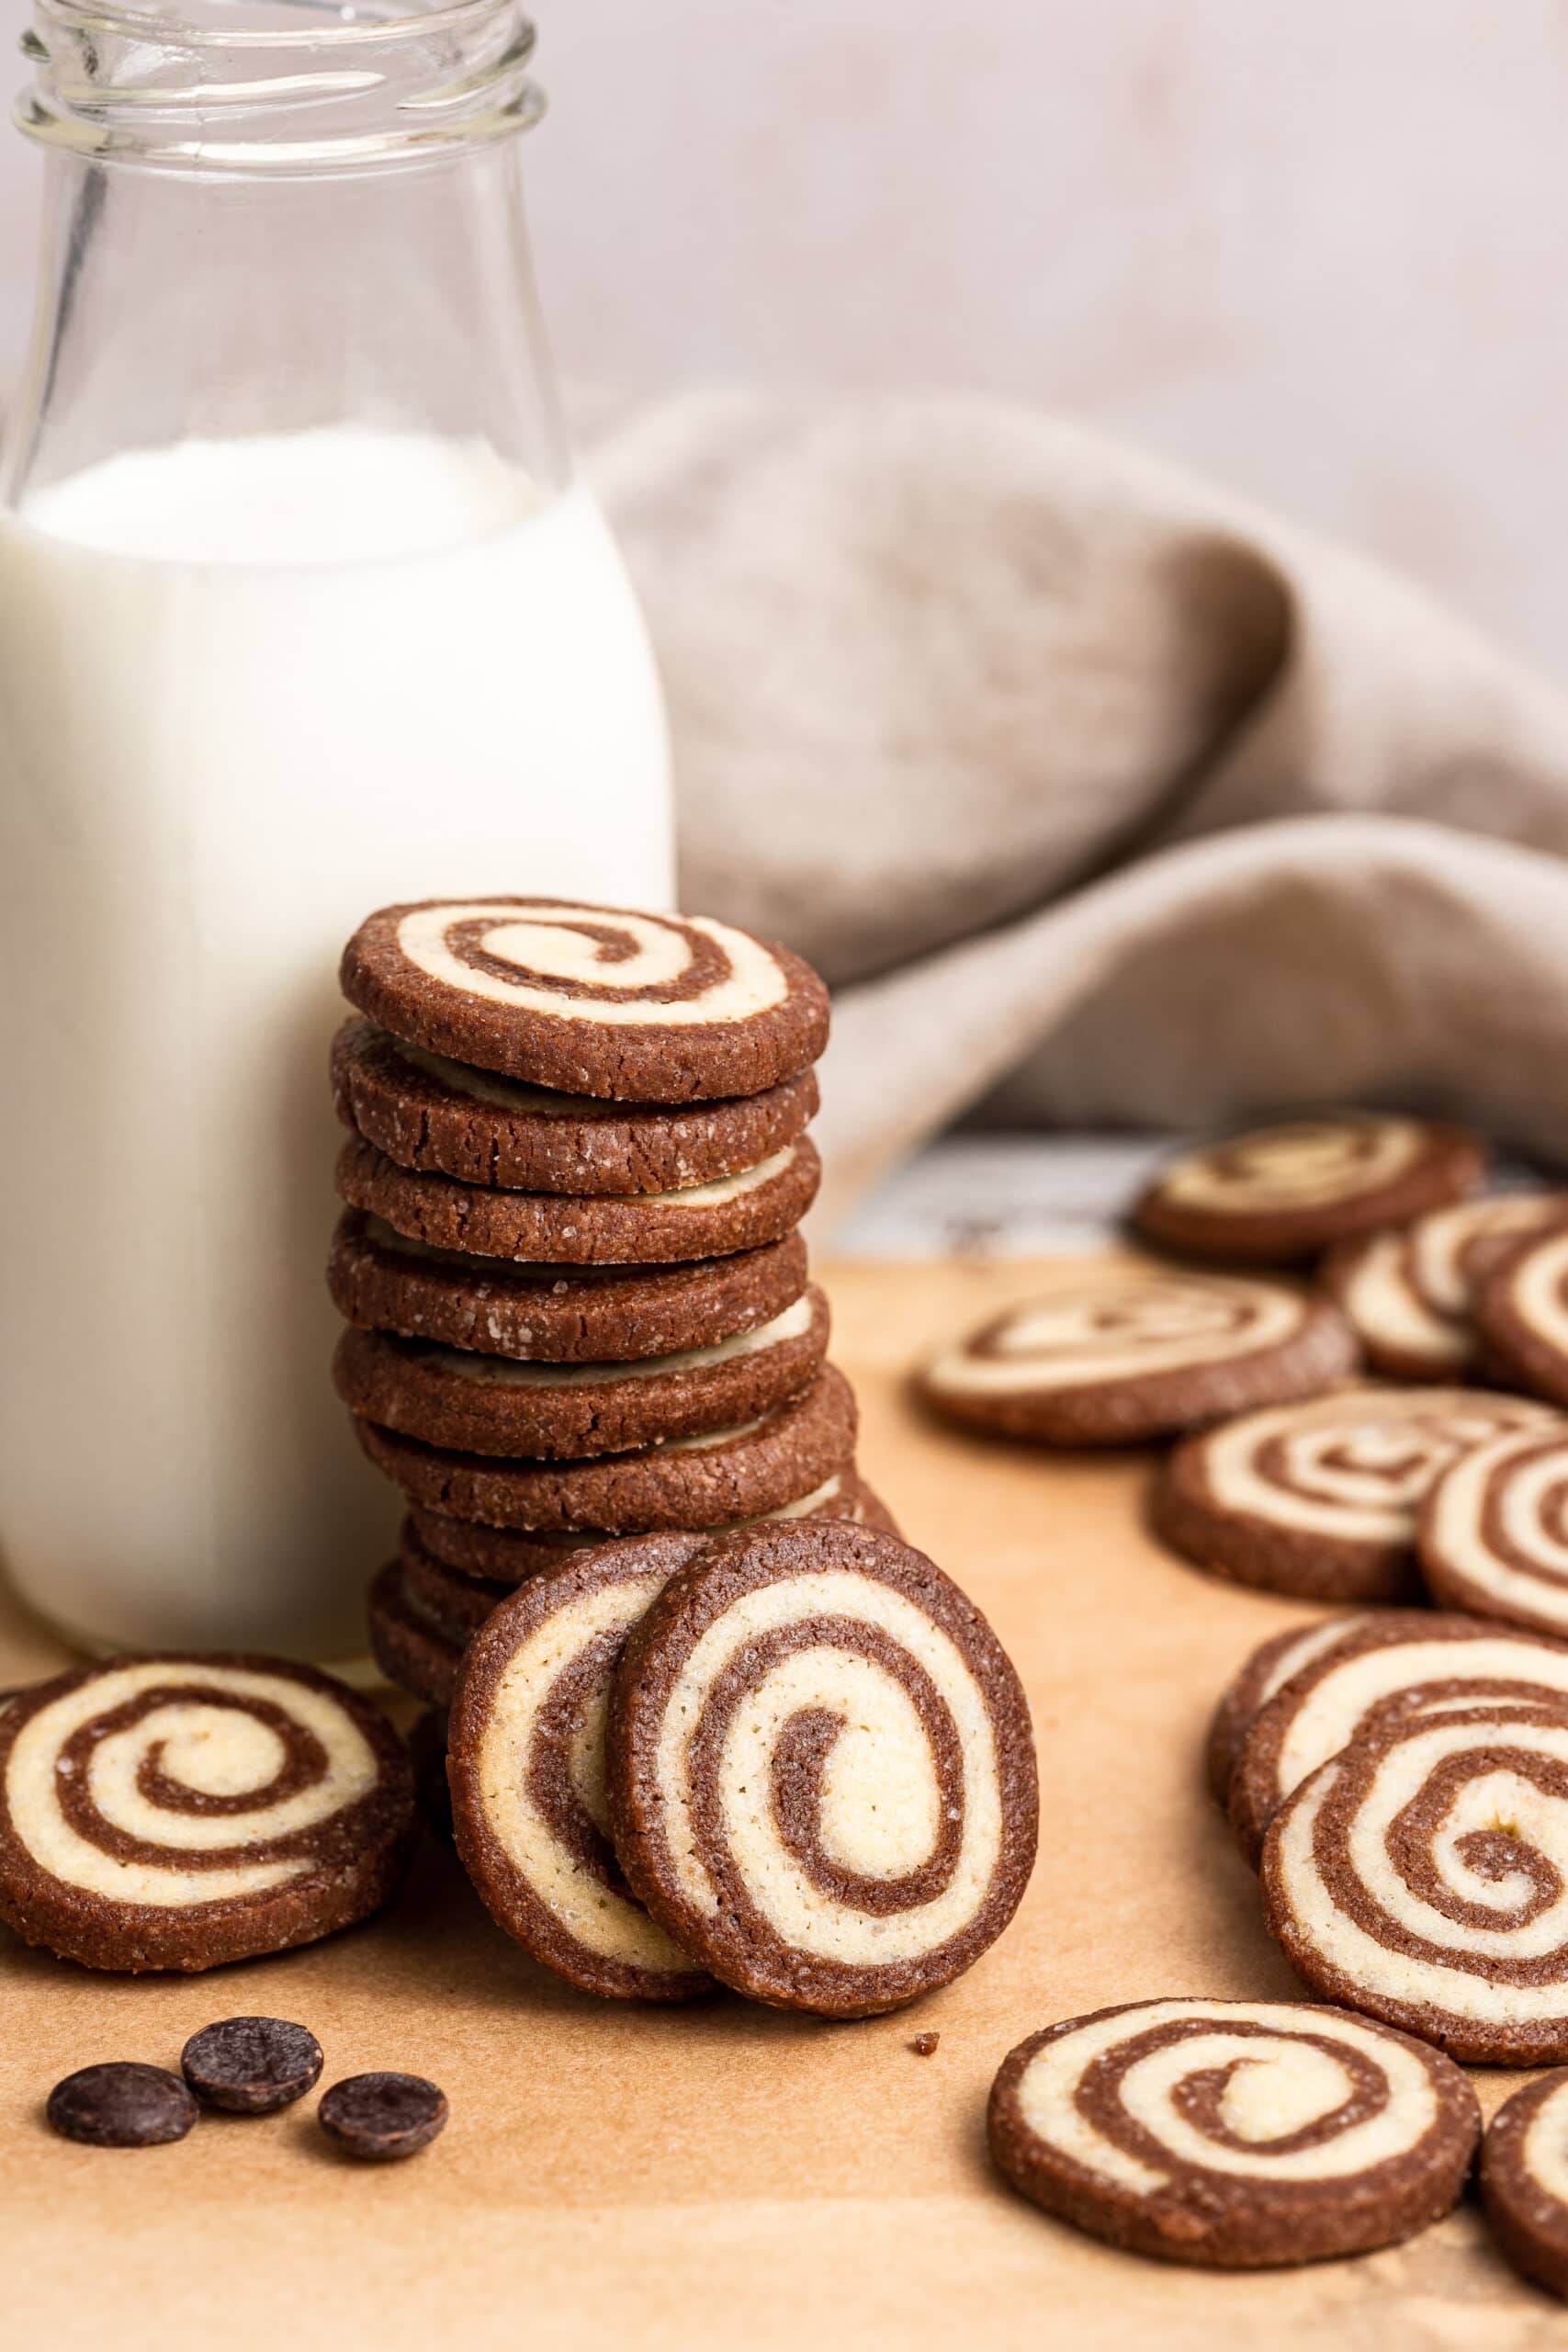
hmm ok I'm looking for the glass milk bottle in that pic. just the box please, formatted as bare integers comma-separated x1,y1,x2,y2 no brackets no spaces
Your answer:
0,0,673,1657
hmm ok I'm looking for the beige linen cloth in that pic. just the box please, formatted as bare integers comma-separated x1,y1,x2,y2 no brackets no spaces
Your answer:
584,393,1568,1228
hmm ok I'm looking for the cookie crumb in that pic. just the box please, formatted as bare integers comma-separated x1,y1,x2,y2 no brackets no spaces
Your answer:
910,2032,940,2057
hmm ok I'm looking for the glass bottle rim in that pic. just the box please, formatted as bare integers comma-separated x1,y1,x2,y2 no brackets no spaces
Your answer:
17,0,546,173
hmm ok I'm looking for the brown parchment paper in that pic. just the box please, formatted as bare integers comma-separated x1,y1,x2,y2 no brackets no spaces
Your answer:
1,1257,1561,2351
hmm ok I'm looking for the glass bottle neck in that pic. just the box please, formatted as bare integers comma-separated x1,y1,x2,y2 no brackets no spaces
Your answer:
4,3,568,529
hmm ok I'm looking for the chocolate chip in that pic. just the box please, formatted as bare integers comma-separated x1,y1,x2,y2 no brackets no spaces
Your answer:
910,2032,941,2057
318,2072,447,2161
181,2018,324,2115
47,2063,197,2148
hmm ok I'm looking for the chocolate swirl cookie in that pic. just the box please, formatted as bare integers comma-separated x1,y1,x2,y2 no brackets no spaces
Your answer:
1154,1387,1559,1604
447,1536,717,2002
1325,1195,1568,1381
1134,1115,1484,1265
919,1265,1355,1446
1261,1701,1568,2063
333,1288,829,1461
1480,1227,1568,1409
353,1365,857,1532
1421,1427,1568,1639
987,1997,1479,2267
605,1522,1038,2017
340,899,829,1101
0,1657,414,1972
332,1017,819,1195
335,1134,820,1268
328,1212,810,1364
1229,1611,1568,1865
403,1470,900,1591
1482,2069,1568,2299
1203,1615,1373,1808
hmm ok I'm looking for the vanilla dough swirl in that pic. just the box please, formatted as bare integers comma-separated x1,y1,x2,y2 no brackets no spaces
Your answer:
394,902,787,1028
1262,1702,1568,2063
987,1997,1479,2267
1422,1429,1568,1638
0,1657,413,1972
605,1523,1038,2016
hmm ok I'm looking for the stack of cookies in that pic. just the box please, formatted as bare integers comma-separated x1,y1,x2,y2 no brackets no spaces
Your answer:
326,897,894,1713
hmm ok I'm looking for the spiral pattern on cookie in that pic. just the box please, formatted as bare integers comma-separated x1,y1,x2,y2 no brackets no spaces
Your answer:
448,1536,715,2001
925,1270,1314,1397
1154,1119,1428,1216
607,1523,1037,2016
394,901,789,1031
1331,1197,1568,1377
1204,1615,1373,1806
1422,1430,1568,1636
987,1998,1479,2267
1262,1702,1568,2061
0,1659,413,1969
1191,1388,1558,1547
1228,1614,1568,1864
1482,1228,1568,1407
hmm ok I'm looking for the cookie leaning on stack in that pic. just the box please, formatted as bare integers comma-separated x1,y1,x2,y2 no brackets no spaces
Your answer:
326,898,886,1712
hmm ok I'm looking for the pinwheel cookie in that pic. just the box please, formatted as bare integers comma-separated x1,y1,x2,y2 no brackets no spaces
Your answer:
1261,1700,1568,2063
606,1522,1038,2017
1482,2070,1568,2300
1481,1227,1568,1409
1154,1386,1558,1602
988,1997,1478,2267
1325,1193,1568,1381
0,1656,414,1971
340,898,829,1102
328,1213,810,1363
1227,1610,1568,1864
1133,1114,1484,1264
919,1262,1355,1446
332,1013,819,1194
335,1132,820,1267
1421,1425,1568,1638
446,1535,718,2002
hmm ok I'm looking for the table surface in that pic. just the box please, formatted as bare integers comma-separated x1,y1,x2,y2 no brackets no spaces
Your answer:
1,1255,1561,2351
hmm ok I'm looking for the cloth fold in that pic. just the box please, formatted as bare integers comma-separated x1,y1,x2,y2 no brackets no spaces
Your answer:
585,392,1568,1227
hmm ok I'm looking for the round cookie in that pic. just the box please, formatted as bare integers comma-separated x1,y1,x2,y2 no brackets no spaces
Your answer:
1230,1611,1568,1866
339,898,830,1102
335,1134,819,1268
1481,2070,1568,2300
402,1470,901,1600
367,1558,467,1708
1153,1386,1560,1605
1324,1194,1568,1381
332,1287,829,1462
987,1996,1479,2267
1203,1614,1372,1807
0,1657,415,1973
919,1263,1356,1447
353,1364,858,1532
1134,1114,1485,1265
328,1211,809,1363
605,1521,1038,2017
1421,1426,1568,1638
1261,1700,1568,2064
332,1016,820,1195
1480,1227,1568,1409
448,1534,718,2002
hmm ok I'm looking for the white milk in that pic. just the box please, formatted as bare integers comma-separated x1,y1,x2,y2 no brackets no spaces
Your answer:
0,426,673,1655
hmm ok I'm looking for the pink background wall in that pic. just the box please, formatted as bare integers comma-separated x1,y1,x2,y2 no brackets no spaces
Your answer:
2,0,1565,682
